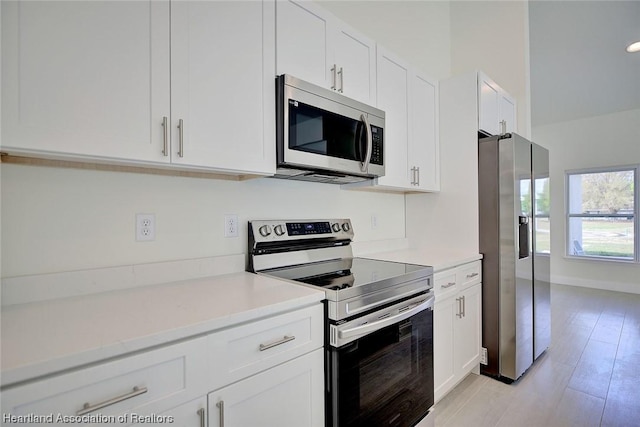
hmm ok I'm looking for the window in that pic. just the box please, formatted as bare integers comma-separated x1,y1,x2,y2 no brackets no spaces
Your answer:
567,167,637,261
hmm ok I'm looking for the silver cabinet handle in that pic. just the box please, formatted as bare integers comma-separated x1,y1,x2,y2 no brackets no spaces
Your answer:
259,335,295,351
162,117,169,156
467,272,479,279
462,295,466,318
416,167,420,186
77,386,147,415
338,67,344,93
360,114,372,173
441,282,456,289
500,119,507,135
217,401,225,427
178,119,184,158
197,408,205,427
331,64,337,90
410,167,416,185
456,297,462,318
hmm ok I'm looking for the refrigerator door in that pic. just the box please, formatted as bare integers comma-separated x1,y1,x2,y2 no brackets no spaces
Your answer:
479,134,531,381
499,134,534,381
532,143,551,360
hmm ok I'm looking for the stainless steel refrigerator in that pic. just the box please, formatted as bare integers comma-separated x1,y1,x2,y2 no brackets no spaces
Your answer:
479,133,551,382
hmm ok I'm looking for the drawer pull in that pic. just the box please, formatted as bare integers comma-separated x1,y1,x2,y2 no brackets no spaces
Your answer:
77,386,147,416
259,335,295,351
197,408,205,427
441,282,456,289
466,272,479,279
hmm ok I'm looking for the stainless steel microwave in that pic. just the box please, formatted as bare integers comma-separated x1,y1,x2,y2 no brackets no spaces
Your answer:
275,74,385,184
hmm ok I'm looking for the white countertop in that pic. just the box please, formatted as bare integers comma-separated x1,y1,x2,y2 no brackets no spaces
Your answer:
1,272,324,387
362,249,482,271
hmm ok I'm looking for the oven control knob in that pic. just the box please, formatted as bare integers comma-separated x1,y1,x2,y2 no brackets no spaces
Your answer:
258,225,272,237
341,222,351,232
332,223,341,233
274,224,286,236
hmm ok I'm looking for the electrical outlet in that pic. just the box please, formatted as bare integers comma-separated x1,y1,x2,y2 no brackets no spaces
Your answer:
481,347,488,365
224,214,239,238
136,214,156,242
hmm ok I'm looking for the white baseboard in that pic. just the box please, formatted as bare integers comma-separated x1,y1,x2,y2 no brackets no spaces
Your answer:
551,274,640,295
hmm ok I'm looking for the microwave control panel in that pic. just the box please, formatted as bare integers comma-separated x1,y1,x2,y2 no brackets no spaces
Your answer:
370,126,383,165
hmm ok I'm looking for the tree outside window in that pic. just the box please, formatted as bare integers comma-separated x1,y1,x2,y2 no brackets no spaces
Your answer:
567,167,636,261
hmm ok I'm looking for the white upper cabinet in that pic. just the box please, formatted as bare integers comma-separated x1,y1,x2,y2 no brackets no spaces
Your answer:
477,71,517,136
410,72,440,191
1,1,275,176
170,1,275,174
375,47,410,189
1,1,171,163
347,46,439,193
276,0,376,105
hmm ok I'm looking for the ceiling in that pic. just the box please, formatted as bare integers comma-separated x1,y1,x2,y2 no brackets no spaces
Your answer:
529,0,640,127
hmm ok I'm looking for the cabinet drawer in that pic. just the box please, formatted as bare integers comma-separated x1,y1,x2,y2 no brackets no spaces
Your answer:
1,337,208,426
434,271,458,299
458,261,482,289
208,304,323,390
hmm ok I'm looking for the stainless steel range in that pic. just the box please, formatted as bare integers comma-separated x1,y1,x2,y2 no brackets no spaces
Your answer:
248,219,434,427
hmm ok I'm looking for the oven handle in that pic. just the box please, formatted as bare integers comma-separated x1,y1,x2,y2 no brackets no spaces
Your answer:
337,295,434,340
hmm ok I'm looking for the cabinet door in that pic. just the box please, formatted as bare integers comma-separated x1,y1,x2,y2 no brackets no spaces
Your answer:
276,0,330,89
454,284,482,375
499,92,517,134
141,397,207,427
375,47,409,188
1,1,170,163
409,72,439,192
170,1,275,174
208,349,324,427
477,72,500,136
433,296,457,402
331,23,376,105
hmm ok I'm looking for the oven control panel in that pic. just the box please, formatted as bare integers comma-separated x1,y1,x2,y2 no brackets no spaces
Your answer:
250,219,354,242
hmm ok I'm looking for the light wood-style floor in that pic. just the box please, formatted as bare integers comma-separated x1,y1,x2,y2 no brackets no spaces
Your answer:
426,284,640,427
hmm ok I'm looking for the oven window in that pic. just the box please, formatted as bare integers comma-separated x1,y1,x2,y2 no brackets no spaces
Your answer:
327,308,434,427
289,101,364,161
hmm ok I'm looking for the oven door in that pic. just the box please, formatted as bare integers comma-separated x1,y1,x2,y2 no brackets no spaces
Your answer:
326,293,434,427
277,75,384,178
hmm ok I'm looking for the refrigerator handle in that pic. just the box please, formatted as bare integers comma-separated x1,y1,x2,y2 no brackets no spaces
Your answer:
518,215,530,259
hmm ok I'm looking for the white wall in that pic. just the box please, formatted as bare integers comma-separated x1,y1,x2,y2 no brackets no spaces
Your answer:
450,0,531,138
406,2,530,256
532,108,640,294
2,1,457,279
316,0,451,80
1,164,405,277
406,72,479,255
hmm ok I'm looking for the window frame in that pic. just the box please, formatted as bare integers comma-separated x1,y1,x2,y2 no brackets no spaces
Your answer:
565,165,639,263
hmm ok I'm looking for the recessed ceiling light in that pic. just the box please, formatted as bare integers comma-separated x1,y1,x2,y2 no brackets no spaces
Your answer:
627,41,640,53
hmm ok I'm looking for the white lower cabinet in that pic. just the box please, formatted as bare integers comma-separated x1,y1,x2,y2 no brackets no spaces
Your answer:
142,397,207,427
433,260,482,402
208,348,325,427
0,304,325,427
0,337,209,427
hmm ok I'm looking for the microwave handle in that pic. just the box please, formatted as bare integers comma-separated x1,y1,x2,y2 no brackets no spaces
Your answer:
360,114,372,173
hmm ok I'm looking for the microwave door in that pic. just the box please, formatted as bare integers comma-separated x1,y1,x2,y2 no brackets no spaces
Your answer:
285,103,369,176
